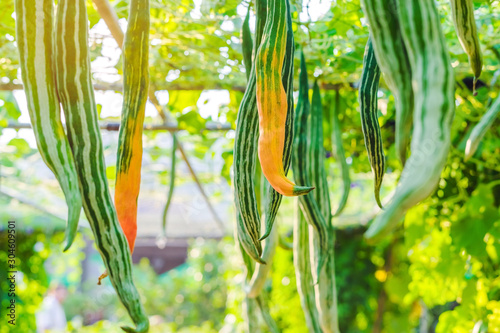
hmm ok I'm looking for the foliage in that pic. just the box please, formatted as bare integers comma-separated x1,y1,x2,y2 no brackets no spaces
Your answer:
0,0,500,332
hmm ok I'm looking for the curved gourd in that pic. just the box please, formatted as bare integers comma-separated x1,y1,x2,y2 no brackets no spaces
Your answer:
162,136,177,235
292,51,329,279
233,0,267,263
310,82,340,333
360,0,414,165
260,0,295,241
241,7,253,81
115,0,150,253
465,96,500,160
255,0,313,197
359,38,385,208
53,0,149,331
15,0,82,251
293,202,322,333
365,0,455,243
331,90,351,216
237,232,279,333
450,0,483,95
246,224,278,298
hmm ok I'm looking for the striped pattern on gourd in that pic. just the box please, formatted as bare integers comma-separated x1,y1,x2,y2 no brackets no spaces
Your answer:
331,90,351,217
53,0,149,331
360,0,414,165
465,95,500,160
313,228,339,333
246,223,278,298
237,231,279,333
255,0,313,197
365,0,455,243
293,201,321,333
115,0,150,253
162,136,177,235
235,0,295,262
237,231,259,333
243,296,259,333
255,161,263,214
292,51,328,278
309,82,340,333
15,0,82,251
450,0,483,95
260,0,295,241
234,0,267,263
241,7,253,81
255,295,280,333
310,82,332,220
359,37,385,208
307,81,339,333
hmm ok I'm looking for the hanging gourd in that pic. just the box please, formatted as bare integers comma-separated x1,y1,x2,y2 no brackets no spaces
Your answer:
53,0,149,330
14,0,83,252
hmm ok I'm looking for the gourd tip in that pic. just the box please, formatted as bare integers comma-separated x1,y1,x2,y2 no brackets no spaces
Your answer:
62,241,71,253
293,185,315,196
258,231,271,241
257,257,267,265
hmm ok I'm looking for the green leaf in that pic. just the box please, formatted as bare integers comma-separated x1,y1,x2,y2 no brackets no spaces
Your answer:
0,91,21,121
8,138,32,157
177,110,206,135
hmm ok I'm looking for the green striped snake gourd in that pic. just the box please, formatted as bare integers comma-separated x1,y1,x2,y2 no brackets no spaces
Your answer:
331,90,351,216
450,0,483,95
234,0,267,263
255,293,280,333
243,296,259,333
359,37,385,208
255,0,312,197
234,0,295,261
15,0,83,251
237,232,259,333
237,232,279,333
260,0,295,241
241,7,253,81
293,201,321,333
465,95,500,160
242,2,262,221
365,0,455,243
360,0,414,165
292,51,329,279
246,222,278,298
162,136,177,235
115,0,150,253
53,0,149,331
310,82,332,225
310,82,340,333
241,0,267,218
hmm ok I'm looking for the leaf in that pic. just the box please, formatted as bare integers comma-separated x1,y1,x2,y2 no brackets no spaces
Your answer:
0,91,21,121
8,138,32,157
177,110,206,135
451,185,499,257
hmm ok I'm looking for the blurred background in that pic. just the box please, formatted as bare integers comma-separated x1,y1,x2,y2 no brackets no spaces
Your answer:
1,0,500,332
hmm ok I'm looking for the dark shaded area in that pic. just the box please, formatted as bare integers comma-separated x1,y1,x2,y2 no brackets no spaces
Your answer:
132,238,189,274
